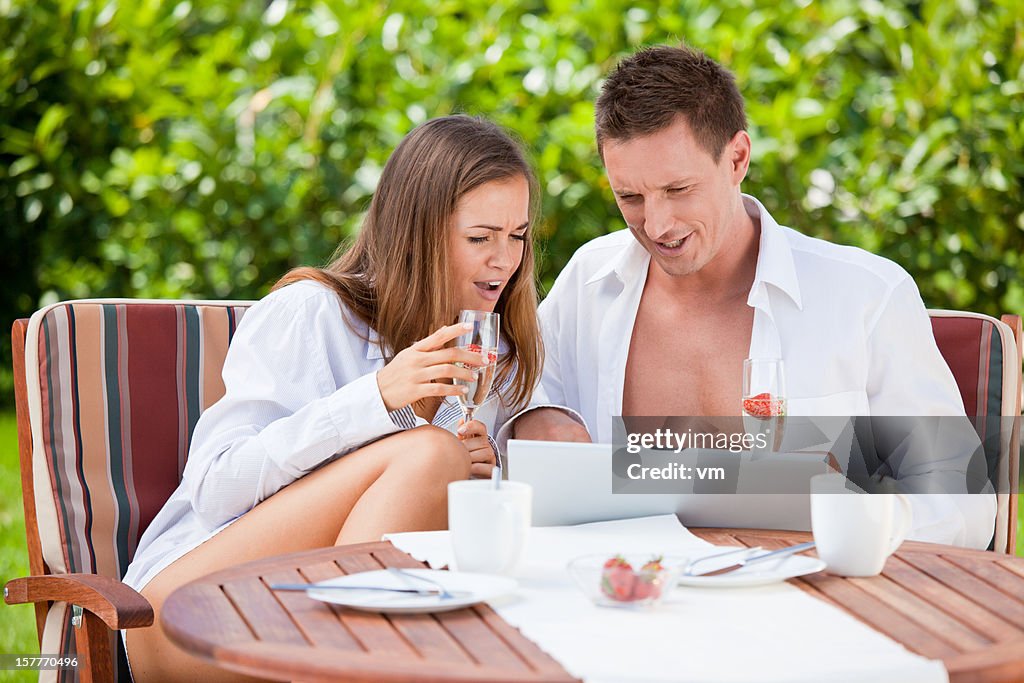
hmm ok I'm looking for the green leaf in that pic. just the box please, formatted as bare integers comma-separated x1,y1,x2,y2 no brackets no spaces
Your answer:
34,103,70,149
8,154,39,177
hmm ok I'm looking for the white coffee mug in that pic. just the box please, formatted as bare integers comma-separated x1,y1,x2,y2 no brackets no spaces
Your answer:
448,480,531,575
810,473,913,577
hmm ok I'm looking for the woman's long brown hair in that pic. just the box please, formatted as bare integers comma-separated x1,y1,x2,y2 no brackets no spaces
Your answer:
274,115,543,412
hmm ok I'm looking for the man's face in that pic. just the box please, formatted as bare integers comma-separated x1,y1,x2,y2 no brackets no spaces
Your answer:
603,116,749,279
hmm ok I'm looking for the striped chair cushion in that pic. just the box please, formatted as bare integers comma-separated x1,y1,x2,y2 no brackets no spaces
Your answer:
929,310,1020,554
929,312,1014,419
25,300,251,682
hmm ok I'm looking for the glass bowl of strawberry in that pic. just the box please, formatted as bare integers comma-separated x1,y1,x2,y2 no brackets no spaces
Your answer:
567,554,687,608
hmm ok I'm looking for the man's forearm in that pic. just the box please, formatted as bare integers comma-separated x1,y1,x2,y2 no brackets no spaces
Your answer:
512,407,591,442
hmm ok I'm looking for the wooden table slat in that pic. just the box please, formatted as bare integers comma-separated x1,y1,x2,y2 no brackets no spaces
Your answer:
329,553,419,656
883,556,1022,643
207,541,381,579
221,576,308,647
263,567,364,651
472,606,581,680
847,574,992,653
332,547,484,664
373,540,550,674
732,532,790,550
368,540,573,675
944,555,1024,603
373,544,432,569
298,556,375,652
334,553,387,575
432,607,532,672
690,530,747,548
790,575,844,610
797,572,960,659
996,560,1024,581
899,553,1024,631
942,640,1024,683
385,613,476,665
218,641,573,683
159,582,256,658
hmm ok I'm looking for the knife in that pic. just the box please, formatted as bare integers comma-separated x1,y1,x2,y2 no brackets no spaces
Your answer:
691,541,816,577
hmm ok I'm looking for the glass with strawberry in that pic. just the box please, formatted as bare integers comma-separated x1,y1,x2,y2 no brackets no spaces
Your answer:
568,553,684,607
453,310,500,424
742,358,787,451
601,555,667,602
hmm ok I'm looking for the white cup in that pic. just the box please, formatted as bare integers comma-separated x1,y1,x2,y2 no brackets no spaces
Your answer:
810,473,913,577
448,480,531,575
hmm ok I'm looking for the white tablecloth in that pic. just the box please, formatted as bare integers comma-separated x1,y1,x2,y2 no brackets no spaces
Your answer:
385,515,947,683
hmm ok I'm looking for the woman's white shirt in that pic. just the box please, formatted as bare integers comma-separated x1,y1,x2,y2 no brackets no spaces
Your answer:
122,280,510,591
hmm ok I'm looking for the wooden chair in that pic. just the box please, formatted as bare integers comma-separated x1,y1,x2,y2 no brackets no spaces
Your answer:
929,310,1023,554
4,299,252,683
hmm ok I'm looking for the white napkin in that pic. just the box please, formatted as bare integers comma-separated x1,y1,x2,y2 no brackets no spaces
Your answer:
385,515,947,683
385,514,704,570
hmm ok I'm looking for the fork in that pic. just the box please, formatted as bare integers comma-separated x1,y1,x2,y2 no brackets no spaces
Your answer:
387,567,460,600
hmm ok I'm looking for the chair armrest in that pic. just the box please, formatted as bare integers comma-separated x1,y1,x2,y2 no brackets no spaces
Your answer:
4,574,154,630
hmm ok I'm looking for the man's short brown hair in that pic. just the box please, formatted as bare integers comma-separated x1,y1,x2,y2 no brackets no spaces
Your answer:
595,45,747,161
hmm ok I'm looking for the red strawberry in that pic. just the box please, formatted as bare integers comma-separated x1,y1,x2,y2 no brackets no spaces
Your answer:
464,343,497,365
641,556,664,573
633,556,665,600
743,392,785,418
631,580,656,600
600,556,636,601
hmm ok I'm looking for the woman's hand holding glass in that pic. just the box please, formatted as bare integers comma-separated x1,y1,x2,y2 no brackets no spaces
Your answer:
457,418,496,478
376,323,482,412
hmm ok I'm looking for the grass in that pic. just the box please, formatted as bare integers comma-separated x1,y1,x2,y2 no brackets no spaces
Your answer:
0,411,35,683
0,408,1020,681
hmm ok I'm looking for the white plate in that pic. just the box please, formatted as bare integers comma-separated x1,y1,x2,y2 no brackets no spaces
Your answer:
305,569,518,614
677,554,826,588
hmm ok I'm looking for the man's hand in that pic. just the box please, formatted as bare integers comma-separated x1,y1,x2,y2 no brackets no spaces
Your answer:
512,408,591,442
457,419,497,479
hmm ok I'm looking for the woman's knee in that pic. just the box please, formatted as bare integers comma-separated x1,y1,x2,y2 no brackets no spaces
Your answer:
397,425,471,481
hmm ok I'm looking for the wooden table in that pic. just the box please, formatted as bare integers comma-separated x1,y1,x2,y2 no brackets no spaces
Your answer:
161,529,1024,683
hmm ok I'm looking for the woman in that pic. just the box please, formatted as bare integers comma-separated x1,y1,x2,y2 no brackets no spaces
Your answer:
122,115,544,682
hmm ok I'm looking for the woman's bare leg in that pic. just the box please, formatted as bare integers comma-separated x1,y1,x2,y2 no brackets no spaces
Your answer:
126,426,469,683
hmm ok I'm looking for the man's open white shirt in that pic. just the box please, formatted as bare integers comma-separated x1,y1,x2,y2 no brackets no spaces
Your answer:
510,194,995,549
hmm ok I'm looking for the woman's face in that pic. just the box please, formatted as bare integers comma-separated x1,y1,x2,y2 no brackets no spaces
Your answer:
449,175,530,312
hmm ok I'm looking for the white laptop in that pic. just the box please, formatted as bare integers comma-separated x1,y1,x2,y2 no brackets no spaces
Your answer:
506,439,832,530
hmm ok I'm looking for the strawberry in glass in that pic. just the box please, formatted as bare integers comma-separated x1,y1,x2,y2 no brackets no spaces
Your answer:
600,556,636,601
632,556,666,600
742,392,786,418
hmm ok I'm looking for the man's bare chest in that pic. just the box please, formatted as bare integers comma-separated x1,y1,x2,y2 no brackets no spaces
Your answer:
622,296,754,417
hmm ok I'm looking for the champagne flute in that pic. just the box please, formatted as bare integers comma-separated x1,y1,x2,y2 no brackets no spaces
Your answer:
453,310,500,425
742,358,787,452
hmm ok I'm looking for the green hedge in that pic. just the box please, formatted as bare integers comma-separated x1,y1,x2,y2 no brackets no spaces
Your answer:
2,0,1022,404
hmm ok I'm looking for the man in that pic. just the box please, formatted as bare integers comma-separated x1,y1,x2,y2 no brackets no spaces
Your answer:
501,45,994,549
